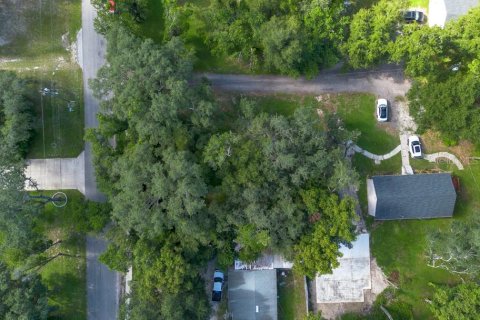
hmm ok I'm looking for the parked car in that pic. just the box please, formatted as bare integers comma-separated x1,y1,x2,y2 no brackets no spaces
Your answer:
212,270,224,302
404,10,425,23
376,98,388,122
408,135,422,158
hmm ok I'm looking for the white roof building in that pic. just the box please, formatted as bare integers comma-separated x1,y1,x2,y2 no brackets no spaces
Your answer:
429,0,480,27
316,233,371,303
235,253,293,270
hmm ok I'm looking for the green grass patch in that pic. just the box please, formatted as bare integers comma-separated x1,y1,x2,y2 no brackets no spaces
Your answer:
371,219,459,319
134,0,165,43
254,94,315,116
26,68,85,158
334,93,399,154
0,0,84,159
37,190,87,320
410,158,457,173
409,0,429,9
277,270,307,320
0,0,82,58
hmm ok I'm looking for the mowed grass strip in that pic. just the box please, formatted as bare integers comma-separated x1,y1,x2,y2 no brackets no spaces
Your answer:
36,191,87,320
277,270,307,320
333,93,399,155
27,68,85,158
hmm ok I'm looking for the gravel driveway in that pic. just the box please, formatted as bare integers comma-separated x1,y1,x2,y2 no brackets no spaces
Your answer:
203,64,411,102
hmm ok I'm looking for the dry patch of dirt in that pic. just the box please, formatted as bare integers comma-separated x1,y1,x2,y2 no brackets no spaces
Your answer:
421,130,475,164
315,94,337,112
313,258,390,320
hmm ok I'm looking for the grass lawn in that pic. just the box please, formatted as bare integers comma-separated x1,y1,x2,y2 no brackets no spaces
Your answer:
333,93,399,154
0,0,81,58
409,0,429,9
254,94,316,116
27,68,85,158
371,219,459,319
36,190,87,320
356,0,429,9
131,0,165,43
277,270,307,320
0,0,84,159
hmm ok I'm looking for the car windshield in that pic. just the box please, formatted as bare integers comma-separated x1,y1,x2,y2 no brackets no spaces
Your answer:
412,141,420,146
214,277,223,282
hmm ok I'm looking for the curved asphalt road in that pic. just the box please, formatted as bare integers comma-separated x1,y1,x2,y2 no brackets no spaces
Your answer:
82,1,121,319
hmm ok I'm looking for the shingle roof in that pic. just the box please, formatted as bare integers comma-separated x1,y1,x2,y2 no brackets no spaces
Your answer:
228,270,278,320
371,173,456,220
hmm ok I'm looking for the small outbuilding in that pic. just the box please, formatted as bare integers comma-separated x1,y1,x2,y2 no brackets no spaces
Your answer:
316,233,371,303
428,0,480,27
228,269,278,320
367,173,456,220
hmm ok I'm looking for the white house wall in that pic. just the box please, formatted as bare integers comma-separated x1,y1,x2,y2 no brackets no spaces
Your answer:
367,179,377,217
429,0,447,27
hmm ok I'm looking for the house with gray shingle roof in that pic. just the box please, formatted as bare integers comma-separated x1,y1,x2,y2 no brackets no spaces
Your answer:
429,0,480,27
367,173,456,220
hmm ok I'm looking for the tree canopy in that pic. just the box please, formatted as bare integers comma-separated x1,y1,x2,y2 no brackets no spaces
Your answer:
426,215,480,276
204,0,348,76
0,71,36,263
342,0,404,69
89,24,359,317
0,70,33,160
0,262,49,320
293,190,357,277
393,7,480,144
430,282,480,320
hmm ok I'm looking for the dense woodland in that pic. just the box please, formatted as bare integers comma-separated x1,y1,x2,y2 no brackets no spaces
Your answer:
94,0,480,146
88,1,480,318
86,26,358,318
0,71,50,318
1,0,480,319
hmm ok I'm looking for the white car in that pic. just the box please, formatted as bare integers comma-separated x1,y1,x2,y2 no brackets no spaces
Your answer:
408,135,422,158
376,99,388,122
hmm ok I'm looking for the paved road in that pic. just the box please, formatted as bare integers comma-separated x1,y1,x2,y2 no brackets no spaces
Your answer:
203,64,411,101
82,0,106,203
81,1,121,319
